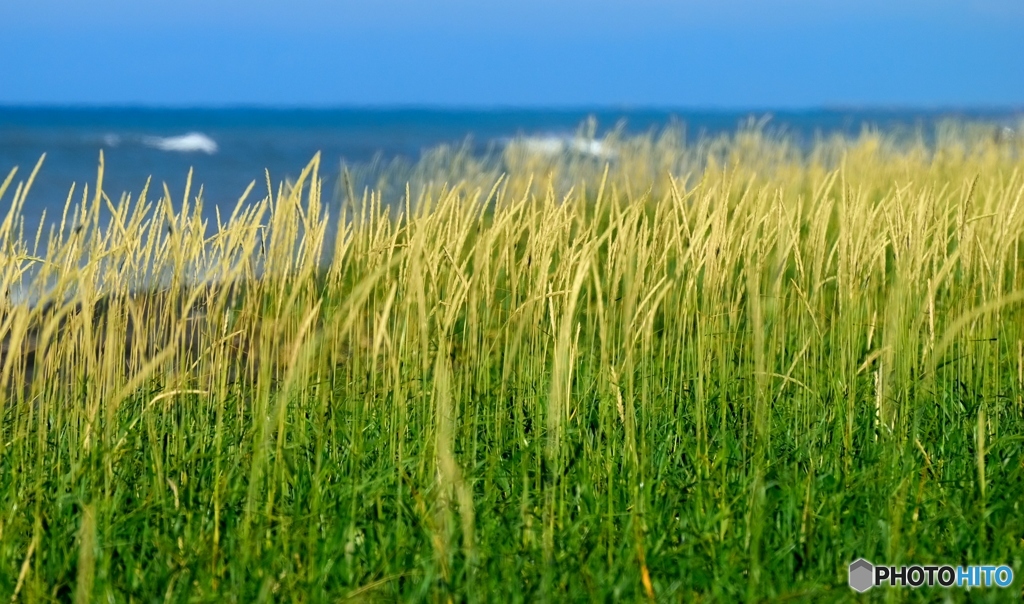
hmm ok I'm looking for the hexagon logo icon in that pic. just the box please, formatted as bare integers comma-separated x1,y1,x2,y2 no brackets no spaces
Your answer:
849,559,874,593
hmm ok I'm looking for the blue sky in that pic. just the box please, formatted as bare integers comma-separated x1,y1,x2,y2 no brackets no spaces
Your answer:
1,0,1021,107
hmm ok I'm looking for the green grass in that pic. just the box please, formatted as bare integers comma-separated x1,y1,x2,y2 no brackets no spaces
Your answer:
2,124,1024,602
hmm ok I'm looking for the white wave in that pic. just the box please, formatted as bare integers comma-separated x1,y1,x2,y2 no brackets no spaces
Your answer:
142,132,218,154
570,139,614,158
521,136,568,155
103,134,121,147
512,135,615,159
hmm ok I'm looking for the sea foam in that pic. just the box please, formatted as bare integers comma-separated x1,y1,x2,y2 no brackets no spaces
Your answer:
515,135,615,159
142,132,219,154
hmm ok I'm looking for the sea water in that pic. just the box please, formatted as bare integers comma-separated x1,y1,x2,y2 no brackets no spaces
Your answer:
3,106,1020,223
0,106,1020,304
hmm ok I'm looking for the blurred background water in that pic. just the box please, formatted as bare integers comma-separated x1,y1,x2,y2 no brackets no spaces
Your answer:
3,106,1021,228
0,106,1022,305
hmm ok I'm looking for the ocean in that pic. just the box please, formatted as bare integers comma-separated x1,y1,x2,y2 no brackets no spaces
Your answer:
1,106,1021,227
0,105,1021,304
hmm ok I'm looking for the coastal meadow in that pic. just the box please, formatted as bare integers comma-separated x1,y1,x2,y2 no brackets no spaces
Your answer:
2,125,1024,601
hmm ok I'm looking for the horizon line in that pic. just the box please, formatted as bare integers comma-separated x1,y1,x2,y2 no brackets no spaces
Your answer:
1,102,1022,114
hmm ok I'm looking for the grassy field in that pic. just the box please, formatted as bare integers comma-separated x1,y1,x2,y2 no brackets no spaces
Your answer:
2,124,1024,601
